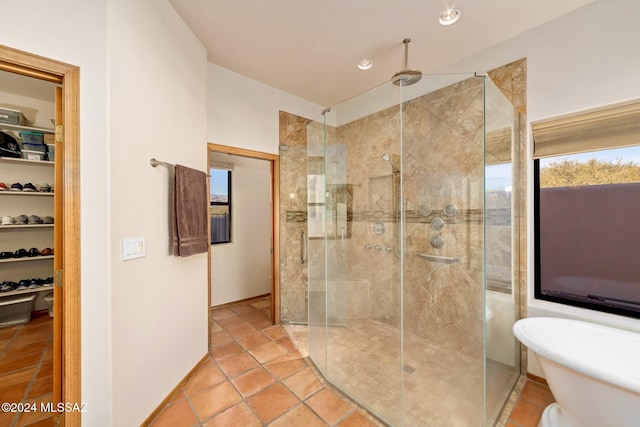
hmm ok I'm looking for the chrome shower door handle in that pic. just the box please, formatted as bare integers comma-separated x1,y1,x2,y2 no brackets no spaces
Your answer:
301,229,307,264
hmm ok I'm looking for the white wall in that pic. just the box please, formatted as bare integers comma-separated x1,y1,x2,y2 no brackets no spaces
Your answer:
210,153,272,306
207,63,322,153
440,0,640,375
108,0,208,425
0,1,110,424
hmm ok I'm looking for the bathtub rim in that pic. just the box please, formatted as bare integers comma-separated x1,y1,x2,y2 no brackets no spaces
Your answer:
513,317,640,395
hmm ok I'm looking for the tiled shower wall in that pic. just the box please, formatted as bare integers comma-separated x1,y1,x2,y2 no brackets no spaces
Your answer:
279,59,527,356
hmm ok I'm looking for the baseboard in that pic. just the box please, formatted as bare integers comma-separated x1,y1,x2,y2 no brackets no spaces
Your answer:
527,372,549,387
140,353,209,426
211,293,270,310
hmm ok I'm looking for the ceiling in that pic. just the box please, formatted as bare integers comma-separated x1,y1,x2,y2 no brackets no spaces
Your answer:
169,0,593,107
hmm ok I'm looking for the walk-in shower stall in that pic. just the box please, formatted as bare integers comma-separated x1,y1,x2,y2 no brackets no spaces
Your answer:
305,70,520,425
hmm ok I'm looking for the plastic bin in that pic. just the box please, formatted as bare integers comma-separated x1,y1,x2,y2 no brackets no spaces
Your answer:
19,131,44,144
0,108,26,126
43,292,54,318
22,150,45,161
46,144,55,162
0,294,35,327
23,142,46,153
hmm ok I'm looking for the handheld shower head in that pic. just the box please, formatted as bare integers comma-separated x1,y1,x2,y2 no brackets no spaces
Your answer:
382,153,400,173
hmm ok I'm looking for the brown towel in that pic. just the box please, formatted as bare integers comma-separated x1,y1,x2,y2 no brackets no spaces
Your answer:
172,165,209,257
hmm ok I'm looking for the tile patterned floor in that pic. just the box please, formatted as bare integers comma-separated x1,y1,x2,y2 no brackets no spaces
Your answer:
148,296,384,427
505,379,555,427
0,312,54,427
149,295,555,426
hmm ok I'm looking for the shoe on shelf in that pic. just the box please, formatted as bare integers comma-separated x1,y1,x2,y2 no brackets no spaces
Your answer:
10,183,23,191
14,248,28,258
39,183,51,193
1,216,14,225
22,183,37,192
41,247,53,256
27,247,41,257
28,215,43,224
0,251,13,259
42,216,54,224
14,214,28,225
42,277,53,286
16,280,29,291
28,278,42,289
0,281,17,292
0,182,8,191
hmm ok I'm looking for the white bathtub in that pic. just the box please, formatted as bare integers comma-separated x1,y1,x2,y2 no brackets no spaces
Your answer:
513,317,640,427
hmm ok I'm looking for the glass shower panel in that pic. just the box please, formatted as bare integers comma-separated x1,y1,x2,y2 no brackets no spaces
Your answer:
400,74,486,426
307,112,328,373
484,78,521,424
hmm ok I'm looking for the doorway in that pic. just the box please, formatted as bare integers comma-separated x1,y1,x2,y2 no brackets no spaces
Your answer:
206,143,280,341
0,45,81,426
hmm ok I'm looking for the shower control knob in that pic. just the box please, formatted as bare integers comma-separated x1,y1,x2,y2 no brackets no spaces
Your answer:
365,244,372,250
431,217,445,231
431,235,445,249
375,245,382,252
386,246,393,253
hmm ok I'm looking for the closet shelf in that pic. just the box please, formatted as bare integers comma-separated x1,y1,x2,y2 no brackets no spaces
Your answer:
0,123,54,134
0,256,54,264
0,192,54,197
0,157,54,167
0,286,53,298
0,224,54,230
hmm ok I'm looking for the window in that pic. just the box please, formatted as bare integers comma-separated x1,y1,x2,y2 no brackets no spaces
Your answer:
210,167,231,244
486,163,513,293
534,146,640,317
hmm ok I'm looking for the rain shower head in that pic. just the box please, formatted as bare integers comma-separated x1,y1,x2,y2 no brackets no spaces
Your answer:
391,38,422,86
382,153,400,173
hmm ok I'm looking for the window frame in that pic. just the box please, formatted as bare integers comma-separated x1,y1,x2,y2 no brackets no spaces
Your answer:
210,168,232,245
533,156,640,319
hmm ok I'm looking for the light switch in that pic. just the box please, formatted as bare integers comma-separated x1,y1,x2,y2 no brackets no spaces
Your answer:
122,237,146,261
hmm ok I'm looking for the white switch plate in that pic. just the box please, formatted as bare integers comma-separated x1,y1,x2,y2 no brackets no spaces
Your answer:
122,237,145,261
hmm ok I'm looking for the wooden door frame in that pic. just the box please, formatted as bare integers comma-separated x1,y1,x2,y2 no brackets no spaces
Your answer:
206,143,281,335
0,45,81,426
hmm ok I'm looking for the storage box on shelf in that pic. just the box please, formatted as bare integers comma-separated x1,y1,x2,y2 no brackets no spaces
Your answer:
0,108,26,126
0,294,35,327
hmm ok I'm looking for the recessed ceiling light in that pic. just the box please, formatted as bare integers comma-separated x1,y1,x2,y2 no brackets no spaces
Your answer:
357,59,373,70
439,8,461,26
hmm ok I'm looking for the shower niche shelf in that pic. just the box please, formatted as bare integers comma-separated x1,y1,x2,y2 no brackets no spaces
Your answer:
418,253,462,265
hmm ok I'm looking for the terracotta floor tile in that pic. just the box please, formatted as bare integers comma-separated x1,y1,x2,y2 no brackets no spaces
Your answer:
236,331,270,350
248,341,287,364
520,381,555,408
209,341,244,361
169,390,187,404
264,353,306,379
36,361,53,380
337,411,380,427
270,403,326,427
231,367,276,397
149,398,197,427
0,411,17,427
282,367,323,400
0,351,42,375
27,375,53,399
262,325,287,340
211,309,236,321
190,381,242,421
3,340,49,358
248,318,272,330
225,322,257,339
505,421,519,427
202,402,261,427
0,325,20,341
246,382,299,423
217,316,245,329
509,399,544,427
230,305,258,315
216,351,259,378
0,367,37,391
16,393,53,426
19,417,54,427
184,364,227,396
0,382,29,405
274,336,297,353
240,311,270,323
210,330,233,347
306,388,353,425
